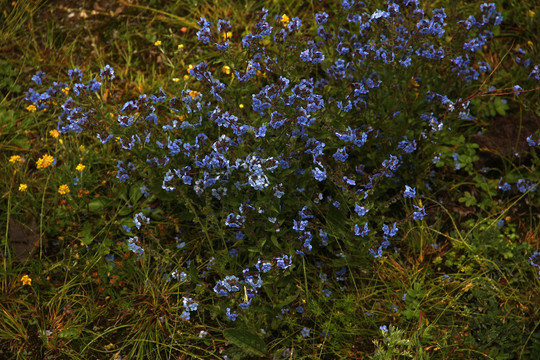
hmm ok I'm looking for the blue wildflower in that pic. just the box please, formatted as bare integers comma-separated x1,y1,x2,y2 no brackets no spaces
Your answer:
333,147,349,162
354,204,369,216
100,64,115,80
404,185,416,198
354,223,369,237
413,205,426,220
312,165,327,181
180,311,190,321
133,212,150,229
127,236,144,255
32,71,46,85
315,12,329,25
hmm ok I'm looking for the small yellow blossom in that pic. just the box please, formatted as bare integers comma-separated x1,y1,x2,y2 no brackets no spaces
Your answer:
154,40,162,46
222,65,231,75
177,44,184,50
19,184,28,192
222,31,232,41
172,77,180,82
36,154,54,169
58,184,70,195
410,77,420,88
187,64,194,73
183,75,190,81
280,14,290,27
9,155,22,164
26,104,37,112
528,10,535,18
20,275,32,286
49,129,60,138
76,163,86,172
61,87,70,95
189,90,200,99
527,40,533,47
79,145,85,152
239,104,244,109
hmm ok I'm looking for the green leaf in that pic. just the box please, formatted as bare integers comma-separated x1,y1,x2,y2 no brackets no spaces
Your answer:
58,327,79,339
458,191,477,207
223,328,267,357
81,223,93,245
118,206,133,217
277,294,297,308
129,184,143,204
88,198,111,213
270,235,281,249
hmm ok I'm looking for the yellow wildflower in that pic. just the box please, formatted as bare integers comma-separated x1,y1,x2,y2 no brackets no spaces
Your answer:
26,104,37,112
19,184,28,192
36,154,54,169
528,10,535,18
49,129,60,138
189,90,200,99
183,75,190,81
280,14,290,27
20,274,32,286
154,40,162,46
178,44,184,50
76,163,86,172
58,184,70,195
9,155,22,164
172,77,180,82
239,104,244,109
222,65,231,75
222,31,232,41
79,145,85,152
61,87,70,95
186,64,194,74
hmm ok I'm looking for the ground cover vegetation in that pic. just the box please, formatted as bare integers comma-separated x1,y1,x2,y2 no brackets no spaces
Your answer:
1,0,539,359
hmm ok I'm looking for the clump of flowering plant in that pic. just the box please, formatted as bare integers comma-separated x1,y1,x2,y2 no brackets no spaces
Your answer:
25,0,539,347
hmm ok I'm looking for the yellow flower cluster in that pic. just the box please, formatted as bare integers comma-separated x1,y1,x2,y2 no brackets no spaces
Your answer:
19,184,28,192
36,154,54,169
58,184,70,195
49,129,60,138
154,40,162,46
20,274,32,286
76,163,86,172
189,90,200,99
222,31,232,41
26,104,37,112
280,14,290,27
9,155,22,164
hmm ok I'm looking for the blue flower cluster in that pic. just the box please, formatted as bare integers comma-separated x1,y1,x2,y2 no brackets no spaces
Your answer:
25,0,540,325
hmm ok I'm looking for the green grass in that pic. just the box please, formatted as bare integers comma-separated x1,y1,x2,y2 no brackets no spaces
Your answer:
1,0,540,359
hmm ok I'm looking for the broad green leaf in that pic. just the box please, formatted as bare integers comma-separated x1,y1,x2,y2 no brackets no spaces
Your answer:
223,328,267,357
